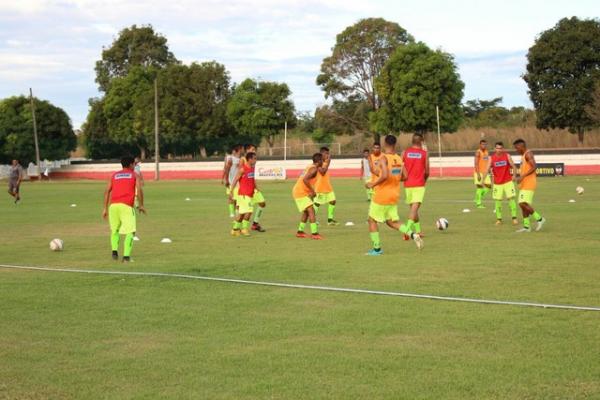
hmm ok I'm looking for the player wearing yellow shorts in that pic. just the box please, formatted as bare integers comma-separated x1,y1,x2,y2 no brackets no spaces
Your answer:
514,139,546,232
400,133,429,238
292,153,323,240
222,145,242,217
240,144,267,232
473,139,491,208
482,141,519,225
314,146,338,226
366,135,423,255
367,143,384,203
102,156,146,262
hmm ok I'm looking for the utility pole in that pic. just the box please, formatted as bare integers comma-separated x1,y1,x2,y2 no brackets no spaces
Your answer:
29,88,41,177
436,105,443,178
154,78,160,181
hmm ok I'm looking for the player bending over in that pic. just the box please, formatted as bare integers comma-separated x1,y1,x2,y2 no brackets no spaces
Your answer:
366,135,423,255
400,133,429,239
314,146,338,225
482,141,519,225
513,139,546,232
474,139,491,208
240,144,267,232
102,156,146,262
360,148,372,201
222,145,242,218
229,152,257,236
292,153,323,240
7,159,24,204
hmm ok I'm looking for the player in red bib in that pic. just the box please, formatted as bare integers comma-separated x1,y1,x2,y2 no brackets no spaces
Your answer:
481,141,518,225
400,133,429,238
102,156,146,262
229,152,257,236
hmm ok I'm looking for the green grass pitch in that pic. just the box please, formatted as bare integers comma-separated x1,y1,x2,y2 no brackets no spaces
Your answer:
1,177,600,399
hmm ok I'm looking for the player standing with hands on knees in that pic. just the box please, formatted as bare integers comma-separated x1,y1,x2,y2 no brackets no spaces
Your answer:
513,139,546,232
103,156,146,263
292,153,323,239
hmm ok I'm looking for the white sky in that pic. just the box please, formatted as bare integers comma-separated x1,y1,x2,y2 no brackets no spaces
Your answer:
0,0,598,128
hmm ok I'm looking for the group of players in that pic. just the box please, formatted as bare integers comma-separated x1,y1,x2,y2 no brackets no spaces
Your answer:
100,135,545,261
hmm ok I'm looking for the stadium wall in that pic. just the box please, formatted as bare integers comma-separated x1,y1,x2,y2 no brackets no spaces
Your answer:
48,154,600,180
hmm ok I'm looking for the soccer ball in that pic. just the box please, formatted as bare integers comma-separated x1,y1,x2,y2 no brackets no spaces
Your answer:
576,186,584,195
436,218,449,231
49,238,64,251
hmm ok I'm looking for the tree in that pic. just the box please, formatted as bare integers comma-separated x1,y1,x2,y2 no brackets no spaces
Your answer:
152,62,233,157
81,98,138,159
463,97,503,118
0,96,76,164
102,66,156,159
317,18,414,137
524,17,600,144
95,24,178,92
585,82,600,127
373,42,464,134
314,97,371,136
227,78,295,154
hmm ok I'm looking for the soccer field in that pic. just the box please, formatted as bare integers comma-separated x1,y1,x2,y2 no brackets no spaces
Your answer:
1,177,600,399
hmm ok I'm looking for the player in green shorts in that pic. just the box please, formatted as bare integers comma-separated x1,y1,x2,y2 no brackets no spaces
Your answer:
400,133,429,238
103,156,146,262
482,141,518,225
514,139,546,232
241,144,267,232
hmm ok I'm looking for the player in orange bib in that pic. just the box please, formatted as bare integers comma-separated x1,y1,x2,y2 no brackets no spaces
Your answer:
513,139,546,232
473,139,491,208
292,153,324,239
314,147,338,225
365,135,424,255
368,142,384,201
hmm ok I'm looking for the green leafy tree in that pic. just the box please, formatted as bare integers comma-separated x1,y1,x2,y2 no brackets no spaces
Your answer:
585,82,600,126
0,96,76,164
524,17,600,144
317,18,413,137
463,97,503,118
82,98,138,159
95,24,178,92
314,97,371,136
227,78,295,154
149,62,232,157
374,42,464,134
103,66,156,159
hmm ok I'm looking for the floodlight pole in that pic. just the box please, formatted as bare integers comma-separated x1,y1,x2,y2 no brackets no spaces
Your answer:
29,88,41,177
436,105,442,178
283,120,288,161
154,78,160,181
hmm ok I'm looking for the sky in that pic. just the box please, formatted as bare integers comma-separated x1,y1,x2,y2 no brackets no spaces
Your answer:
0,0,598,129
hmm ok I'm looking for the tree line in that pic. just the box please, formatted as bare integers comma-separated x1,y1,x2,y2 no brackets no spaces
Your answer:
1,16,599,163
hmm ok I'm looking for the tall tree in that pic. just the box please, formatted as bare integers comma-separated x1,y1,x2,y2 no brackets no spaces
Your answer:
102,66,156,159
227,78,295,154
95,24,178,92
373,42,464,134
0,96,76,164
152,62,233,157
585,83,600,126
463,97,503,118
524,17,600,144
316,18,413,136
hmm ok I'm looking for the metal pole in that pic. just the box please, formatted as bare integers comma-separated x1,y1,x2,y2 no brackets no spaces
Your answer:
29,88,41,177
283,120,288,161
436,105,442,178
154,78,160,181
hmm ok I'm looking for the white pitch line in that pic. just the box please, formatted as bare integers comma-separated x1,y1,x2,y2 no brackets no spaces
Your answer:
1,264,600,312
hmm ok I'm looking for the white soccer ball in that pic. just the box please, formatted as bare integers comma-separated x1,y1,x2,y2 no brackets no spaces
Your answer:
49,238,64,251
436,218,449,231
576,186,584,195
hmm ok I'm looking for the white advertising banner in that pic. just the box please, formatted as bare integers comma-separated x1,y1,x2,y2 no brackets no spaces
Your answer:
255,165,286,180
